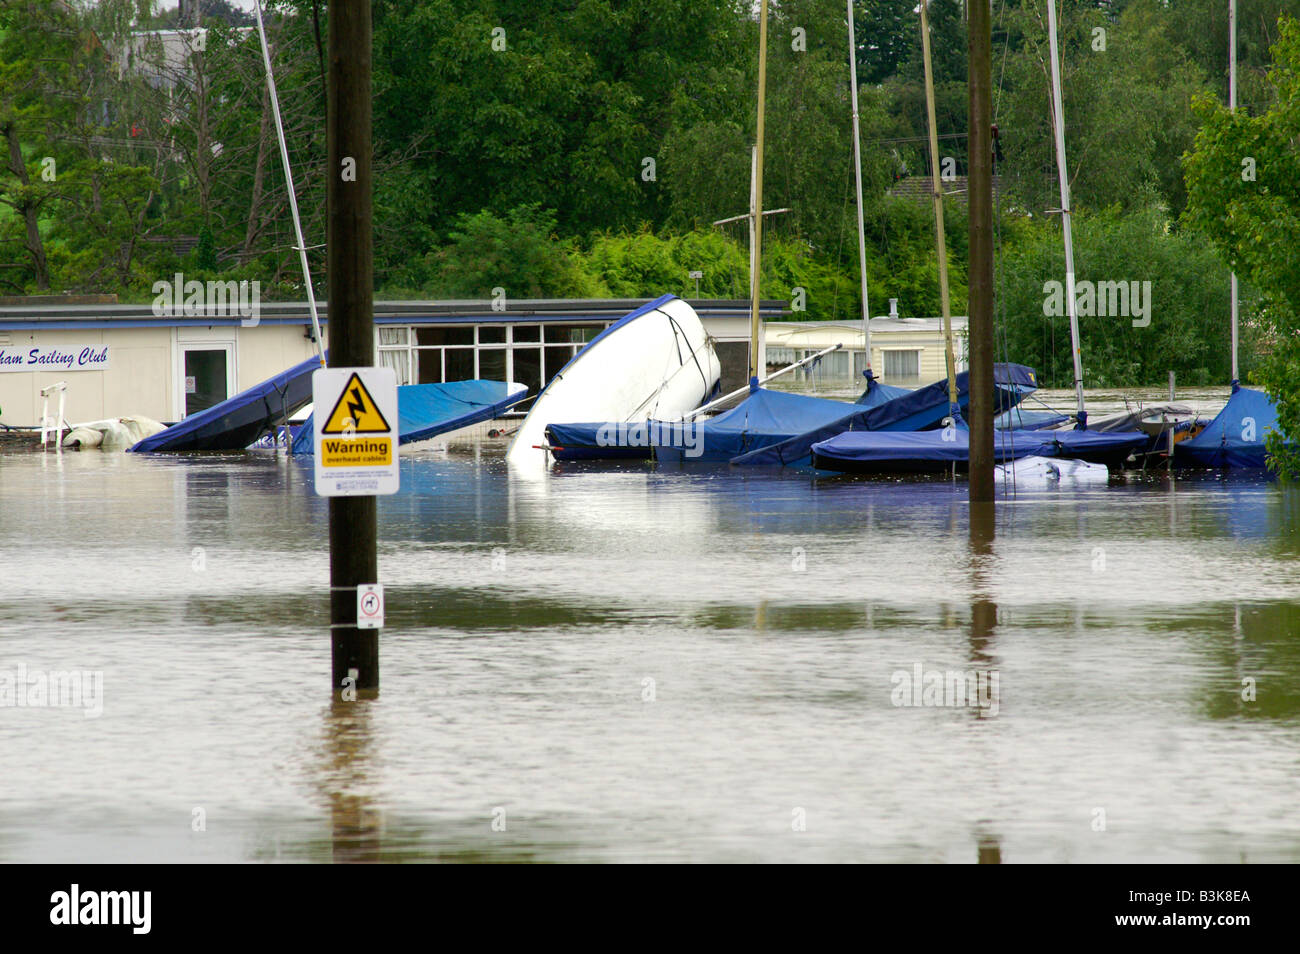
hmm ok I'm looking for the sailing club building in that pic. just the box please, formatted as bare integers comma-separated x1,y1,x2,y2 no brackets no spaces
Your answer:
0,299,773,428
0,297,963,428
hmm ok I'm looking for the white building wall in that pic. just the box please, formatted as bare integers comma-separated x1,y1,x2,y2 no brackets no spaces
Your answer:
0,324,318,427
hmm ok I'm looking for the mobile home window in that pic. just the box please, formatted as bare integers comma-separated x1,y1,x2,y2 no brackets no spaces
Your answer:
883,349,920,379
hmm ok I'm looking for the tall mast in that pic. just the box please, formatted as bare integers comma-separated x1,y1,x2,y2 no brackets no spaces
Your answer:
847,0,872,375
749,145,758,330
253,0,326,367
1045,0,1085,422
919,1,958,410
748,0,771,385
1230,0,1239,383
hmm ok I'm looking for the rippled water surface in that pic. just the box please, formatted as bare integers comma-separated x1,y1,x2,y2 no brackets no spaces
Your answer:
2,388,1299,862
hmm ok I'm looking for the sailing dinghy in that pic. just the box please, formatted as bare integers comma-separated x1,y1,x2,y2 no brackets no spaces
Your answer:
506,295,721,466
1176,384,1291,469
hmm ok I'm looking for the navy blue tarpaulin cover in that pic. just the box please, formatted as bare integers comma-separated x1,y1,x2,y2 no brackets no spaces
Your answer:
855,374,913,408
132,354,322,452
548,370,914,462
292,379,528,454
730,363,1037,467
996,406,1069,430
549,389,866,464
1178,385,1286,469
810,425,1148,472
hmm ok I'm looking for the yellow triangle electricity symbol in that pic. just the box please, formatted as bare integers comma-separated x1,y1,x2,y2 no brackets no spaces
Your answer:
321,372,392,434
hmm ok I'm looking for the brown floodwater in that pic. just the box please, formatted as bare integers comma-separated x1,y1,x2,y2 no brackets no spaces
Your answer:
1,385,1298,862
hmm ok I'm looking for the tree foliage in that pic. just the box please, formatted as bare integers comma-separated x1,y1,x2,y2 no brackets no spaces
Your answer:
1,0,1296,392
1184,15,1300,475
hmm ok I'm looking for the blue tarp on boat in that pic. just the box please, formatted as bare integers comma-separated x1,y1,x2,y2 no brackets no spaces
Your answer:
547,366,913,463
550,389,870,463
859,363,1037,432
996,406,1069,430
1178,385,1285,469
729,363,1038,467
855,373,913,408
810,425,1148,473
292,379,529,454
622,389,868,463
132,354,322,452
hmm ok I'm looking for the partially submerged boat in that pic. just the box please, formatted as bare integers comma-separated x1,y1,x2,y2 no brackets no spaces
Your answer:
291,379,529,453
506,294,722,466
995,455,1109,485
64,416,166,450
1176,384,1289,470
548,364,1037,465
729,363,1037,467
131,354,320,452
546,371,909,464
810,425,1148,475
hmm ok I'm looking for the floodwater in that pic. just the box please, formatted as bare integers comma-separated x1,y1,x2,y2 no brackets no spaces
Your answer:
2,386,1299,863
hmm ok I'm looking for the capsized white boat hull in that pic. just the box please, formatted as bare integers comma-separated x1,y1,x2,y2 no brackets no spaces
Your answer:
63,416,166,451
995,455,1109,484
506,296,721,465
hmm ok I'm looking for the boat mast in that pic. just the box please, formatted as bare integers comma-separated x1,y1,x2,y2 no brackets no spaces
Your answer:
1229,0,1239,384
253,0,326,368
919,1,958,411
1045,0,1086,423
748,0,771,386
847,0,872,376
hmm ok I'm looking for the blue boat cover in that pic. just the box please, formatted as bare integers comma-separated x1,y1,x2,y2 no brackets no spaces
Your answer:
810,426,1148,469
855,373,913,408
559,389,873,462
811,429,1048,465
1178,385,1286,469
548,376,914,462
292,379,528,454
132,353,322,452
996,406,1069,430
730,363,1037,467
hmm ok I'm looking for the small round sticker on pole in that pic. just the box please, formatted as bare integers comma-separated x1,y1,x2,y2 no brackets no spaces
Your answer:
357,583,384,630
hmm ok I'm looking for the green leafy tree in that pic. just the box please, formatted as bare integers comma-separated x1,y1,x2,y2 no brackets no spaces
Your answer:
1184,15,1300,475
999,202,1233,388
424,205,608,299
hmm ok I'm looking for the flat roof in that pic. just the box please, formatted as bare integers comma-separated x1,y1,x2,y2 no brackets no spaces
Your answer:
768,316,969,335
0,298,787,331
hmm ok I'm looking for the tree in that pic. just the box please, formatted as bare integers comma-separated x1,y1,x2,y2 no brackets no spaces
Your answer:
1184,15,1300,475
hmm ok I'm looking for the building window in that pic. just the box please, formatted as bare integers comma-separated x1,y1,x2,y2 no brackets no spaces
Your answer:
373,321,607,403
377,327,412,384
883,349,920,379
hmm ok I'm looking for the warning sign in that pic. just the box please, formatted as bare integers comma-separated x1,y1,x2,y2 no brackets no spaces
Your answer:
321,372,392,435
320,437,392,467
313,366,399,497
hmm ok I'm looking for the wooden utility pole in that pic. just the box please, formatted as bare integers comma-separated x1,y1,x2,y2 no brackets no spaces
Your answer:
327,0,378,694
967,0,995,504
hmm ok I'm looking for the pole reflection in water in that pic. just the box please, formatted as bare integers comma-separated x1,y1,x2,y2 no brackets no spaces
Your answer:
970,501,1001,862
320,698,384,863
977,832,1003,865
968,501,998,670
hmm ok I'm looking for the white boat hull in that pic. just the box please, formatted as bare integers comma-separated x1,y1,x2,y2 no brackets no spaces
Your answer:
506,296,721,465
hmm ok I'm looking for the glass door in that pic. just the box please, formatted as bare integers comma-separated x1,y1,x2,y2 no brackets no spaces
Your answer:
182,346,233,416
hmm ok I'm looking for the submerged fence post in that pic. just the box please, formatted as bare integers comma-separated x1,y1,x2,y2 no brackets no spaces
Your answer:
327,0,378,694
